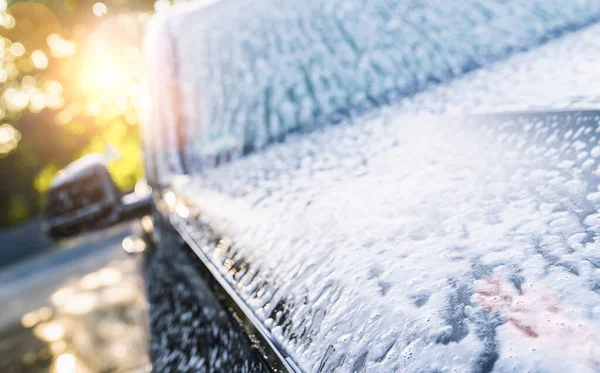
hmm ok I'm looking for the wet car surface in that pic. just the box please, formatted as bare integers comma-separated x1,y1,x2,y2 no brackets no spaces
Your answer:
143,0,600,369
167,111,600,372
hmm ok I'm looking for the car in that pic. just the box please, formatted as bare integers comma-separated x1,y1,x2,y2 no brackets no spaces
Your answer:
44,0,600,372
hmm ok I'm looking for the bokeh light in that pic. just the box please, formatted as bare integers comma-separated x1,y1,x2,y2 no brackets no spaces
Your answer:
0,0,152,226
9,41,25,56
1,13,15,28
47,34,76,58
0,123,22,156
122,235,146,253
34,321,66,342
92,2,108,17
31,49,48,69
55,353,76,373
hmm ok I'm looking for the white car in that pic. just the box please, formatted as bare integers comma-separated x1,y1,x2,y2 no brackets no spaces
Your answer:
45,0,600,372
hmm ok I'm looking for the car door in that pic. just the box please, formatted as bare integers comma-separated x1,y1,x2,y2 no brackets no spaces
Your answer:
142,1,600,372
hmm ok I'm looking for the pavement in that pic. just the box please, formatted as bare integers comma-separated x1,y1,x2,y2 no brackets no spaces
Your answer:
0,219,54,271
0,222,150,373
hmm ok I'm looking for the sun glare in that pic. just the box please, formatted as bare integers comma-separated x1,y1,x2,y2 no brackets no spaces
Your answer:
72,13,147,123
81,60,127,94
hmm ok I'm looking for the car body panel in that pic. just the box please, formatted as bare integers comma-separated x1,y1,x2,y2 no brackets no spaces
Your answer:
142,1,600,372
144,212,274,373
169,111,600,373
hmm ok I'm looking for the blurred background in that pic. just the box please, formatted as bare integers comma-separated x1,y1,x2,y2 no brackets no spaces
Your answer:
0,0,153,239
0,0,162,371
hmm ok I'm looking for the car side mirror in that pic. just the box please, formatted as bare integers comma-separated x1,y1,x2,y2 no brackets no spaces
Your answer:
43,153,152,239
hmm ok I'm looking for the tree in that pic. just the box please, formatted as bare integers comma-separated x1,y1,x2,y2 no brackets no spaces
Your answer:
0,0,154,226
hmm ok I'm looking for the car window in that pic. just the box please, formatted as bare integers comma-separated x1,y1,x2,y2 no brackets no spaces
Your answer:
148,0,600,173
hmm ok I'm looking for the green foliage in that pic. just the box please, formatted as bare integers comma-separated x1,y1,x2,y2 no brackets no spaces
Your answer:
0,0,154,227
33,163,57,196
7,196,28,221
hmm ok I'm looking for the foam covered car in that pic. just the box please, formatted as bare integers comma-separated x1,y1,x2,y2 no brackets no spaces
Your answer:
45,0,600,372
